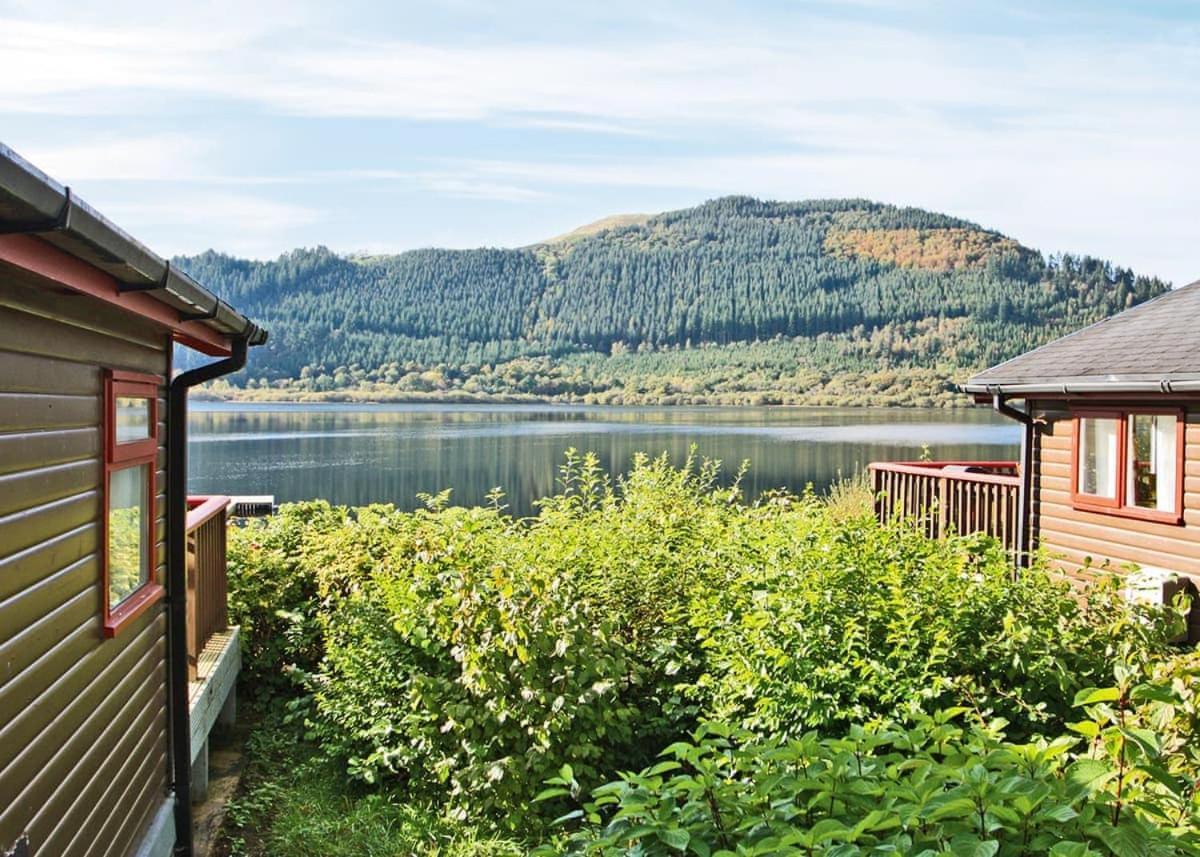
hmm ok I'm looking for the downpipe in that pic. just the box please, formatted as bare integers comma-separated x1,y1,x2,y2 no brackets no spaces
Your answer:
992,393,1034,570
166,337,249,857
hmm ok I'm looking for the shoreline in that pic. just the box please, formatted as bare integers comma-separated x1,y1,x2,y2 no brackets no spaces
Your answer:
193,393,979,410
192,387,978,409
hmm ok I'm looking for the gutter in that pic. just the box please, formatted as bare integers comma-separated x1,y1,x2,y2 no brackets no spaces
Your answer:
0,143,266,347
991,393,1034,570
166,338,251,857
963,379,1200,396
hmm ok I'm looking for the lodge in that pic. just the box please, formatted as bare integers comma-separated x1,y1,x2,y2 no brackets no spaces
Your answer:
872,280,1200,637
0,145,266,857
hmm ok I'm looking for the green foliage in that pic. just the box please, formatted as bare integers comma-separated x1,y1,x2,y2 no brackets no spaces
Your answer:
687,526,1177,739
107,504,143,608
226,501,349,698
226,452,1183,842
221,709,523,857
547,670,1200,856
177,197,1168,405
306,503,641,830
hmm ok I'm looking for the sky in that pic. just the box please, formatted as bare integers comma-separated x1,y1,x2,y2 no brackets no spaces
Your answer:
2,0,1198,284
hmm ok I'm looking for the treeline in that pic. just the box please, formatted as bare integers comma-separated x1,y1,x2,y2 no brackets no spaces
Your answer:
177,196,1169,404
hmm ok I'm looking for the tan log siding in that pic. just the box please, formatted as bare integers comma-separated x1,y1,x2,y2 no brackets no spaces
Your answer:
0,275,170,857
1032,402,1200,583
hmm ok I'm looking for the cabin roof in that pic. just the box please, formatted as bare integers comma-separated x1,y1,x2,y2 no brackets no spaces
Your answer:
0,143,267,353
963,279,1200,395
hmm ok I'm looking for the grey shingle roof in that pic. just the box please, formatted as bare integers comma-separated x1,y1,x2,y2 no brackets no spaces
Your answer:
963,279,1200,393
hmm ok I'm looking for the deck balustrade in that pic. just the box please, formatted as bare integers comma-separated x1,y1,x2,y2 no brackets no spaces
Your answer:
184,495,230,682
868,461,1021,556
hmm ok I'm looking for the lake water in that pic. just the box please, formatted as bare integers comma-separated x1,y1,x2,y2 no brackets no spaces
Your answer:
187,403,1020,516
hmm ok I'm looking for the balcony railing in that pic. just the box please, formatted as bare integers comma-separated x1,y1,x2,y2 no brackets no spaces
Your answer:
868,461,1021,556
185,495,230,682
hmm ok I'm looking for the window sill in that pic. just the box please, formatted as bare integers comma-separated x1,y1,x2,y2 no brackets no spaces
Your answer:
103,583,165,638
1071,500,1183,526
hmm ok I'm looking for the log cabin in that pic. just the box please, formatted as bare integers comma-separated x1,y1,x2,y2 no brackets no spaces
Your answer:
0,144,266,857
871,280,1200,635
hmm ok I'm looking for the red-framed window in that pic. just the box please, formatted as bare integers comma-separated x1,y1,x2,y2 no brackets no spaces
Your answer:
102,369,164,637
1071,408,1185,525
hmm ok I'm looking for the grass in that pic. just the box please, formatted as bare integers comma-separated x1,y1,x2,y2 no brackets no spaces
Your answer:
821,469,874,522
218,707,524,857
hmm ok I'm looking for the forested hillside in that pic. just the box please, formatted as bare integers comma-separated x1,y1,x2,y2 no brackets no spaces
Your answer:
178,196,1168,406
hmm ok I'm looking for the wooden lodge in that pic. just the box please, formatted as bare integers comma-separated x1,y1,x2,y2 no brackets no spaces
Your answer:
872,281,1200,636
0,145,267,857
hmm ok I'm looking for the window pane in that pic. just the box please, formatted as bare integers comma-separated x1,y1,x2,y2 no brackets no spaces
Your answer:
1128,413,1177,512
116,396,151,443
1079,417,1119,498
108,464,149,609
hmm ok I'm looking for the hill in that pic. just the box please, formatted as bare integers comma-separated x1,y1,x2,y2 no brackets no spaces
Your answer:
177,196,1169,406
538,212,653,246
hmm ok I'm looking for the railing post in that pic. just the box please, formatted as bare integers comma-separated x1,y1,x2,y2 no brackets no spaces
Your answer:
186,528,198,682
184,495,231,679
867,461,1020,561
936,474,948,540
216,505,228,631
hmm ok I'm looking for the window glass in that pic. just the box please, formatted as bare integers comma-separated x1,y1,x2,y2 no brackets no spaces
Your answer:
1128,413,1177,512
1078,417,1119,499
108,464,149,609
116,396,152,443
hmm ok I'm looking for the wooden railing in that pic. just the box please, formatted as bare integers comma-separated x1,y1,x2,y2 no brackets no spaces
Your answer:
868,461,1021,556
185,495,231,681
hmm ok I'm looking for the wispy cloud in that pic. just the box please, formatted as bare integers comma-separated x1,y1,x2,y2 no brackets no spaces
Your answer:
0,1,1196,279
5,12,1196,133
102,191,323,257
26,133,216,181
325,168,548,201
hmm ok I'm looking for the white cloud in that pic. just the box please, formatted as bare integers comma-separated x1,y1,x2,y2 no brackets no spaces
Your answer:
313,168,548,201
102,191,323,257
22,133,215,181
0,3,1197,281
3,12,1195,137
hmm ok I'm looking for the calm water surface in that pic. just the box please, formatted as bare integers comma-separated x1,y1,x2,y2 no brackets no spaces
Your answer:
187,403,1019,516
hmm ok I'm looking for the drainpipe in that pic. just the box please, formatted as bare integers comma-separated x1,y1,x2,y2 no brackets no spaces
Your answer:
166,336,249,857
992,392,1034,570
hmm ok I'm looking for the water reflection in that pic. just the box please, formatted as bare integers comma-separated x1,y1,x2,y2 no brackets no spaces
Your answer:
187,403,1020,516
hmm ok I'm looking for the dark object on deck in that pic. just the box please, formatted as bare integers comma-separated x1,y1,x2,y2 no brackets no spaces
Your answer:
229,496,276,517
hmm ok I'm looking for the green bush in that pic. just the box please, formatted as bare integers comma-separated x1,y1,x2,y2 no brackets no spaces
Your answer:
307,503,642,829
687,520,1177,739
225,452,1181,835
226,501,350,697
546,664,1200,856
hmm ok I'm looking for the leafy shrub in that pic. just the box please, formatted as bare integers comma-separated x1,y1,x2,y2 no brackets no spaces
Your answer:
225,453,1180,834
546,665,1200,856
226,501,349,697
687,520,1177,739
303,501,642,830
299,452,767,828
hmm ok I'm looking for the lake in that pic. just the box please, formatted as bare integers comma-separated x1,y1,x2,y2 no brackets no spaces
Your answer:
187,403,1020,516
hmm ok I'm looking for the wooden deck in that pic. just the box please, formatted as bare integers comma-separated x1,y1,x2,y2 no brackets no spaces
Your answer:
188,628,238,709
869,460,1022,557
188,626,240,776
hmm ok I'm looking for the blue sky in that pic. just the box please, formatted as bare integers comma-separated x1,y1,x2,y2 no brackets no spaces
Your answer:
2,0,1198,284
